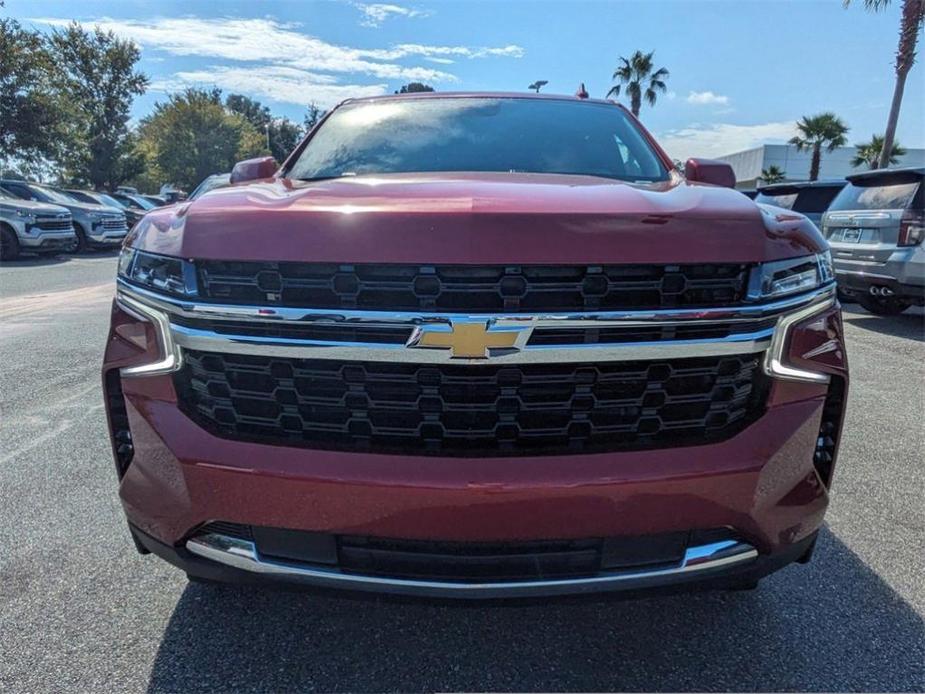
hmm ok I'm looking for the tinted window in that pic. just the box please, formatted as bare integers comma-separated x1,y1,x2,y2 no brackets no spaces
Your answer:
755,192,797,209
288,98,669,183
794,186,843,214
3,182,42,201
829,181,920,211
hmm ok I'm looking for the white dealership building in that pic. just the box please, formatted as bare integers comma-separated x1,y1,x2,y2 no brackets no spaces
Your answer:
716,144,925,189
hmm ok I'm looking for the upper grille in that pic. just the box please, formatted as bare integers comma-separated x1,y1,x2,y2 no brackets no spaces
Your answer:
35,217,72,231
196,262,750,312
174,350,767,456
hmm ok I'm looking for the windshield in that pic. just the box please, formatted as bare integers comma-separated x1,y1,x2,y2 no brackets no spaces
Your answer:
829,180,920,211
287,97,670,183
124,195,156,210
94,193,125,208
30,184,79,205
755,192,797,209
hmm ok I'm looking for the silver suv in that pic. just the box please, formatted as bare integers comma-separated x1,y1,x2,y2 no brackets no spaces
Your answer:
1,179,128,253
822,167,924,315
0,187,76,260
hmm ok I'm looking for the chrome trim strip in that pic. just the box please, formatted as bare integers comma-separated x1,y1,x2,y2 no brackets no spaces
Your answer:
186,533,758,599
117,293,183,377
117,279,836,327
170,322,775,364
763,296,836,383
114,281,835,368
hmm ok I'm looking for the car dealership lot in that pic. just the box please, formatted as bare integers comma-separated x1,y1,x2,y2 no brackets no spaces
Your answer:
1,254,923,693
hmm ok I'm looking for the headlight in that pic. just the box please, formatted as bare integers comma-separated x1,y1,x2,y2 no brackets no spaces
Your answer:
15,209,36,222
748,251,834,301
88,211,106,220
118,247,197,296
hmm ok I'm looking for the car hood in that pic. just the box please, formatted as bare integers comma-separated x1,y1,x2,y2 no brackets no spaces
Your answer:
2,199,71,216
129,172,826,264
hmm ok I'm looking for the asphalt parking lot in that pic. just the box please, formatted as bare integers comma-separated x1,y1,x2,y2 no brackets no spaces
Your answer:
1,252,923,693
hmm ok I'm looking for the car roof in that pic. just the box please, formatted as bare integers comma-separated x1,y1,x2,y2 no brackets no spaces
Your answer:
341,91,620,108
846,166,925,183
758,180,846,194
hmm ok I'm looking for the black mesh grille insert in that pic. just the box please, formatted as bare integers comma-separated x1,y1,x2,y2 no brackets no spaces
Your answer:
105,370,133,476
174,350,768,456
814,376,846,486
196,262,750,312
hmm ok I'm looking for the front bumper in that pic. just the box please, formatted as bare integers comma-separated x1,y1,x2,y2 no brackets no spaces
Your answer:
18,228,77,250
103,284,848,598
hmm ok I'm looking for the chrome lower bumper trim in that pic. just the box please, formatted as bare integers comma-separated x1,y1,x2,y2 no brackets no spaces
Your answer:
185,533,759,599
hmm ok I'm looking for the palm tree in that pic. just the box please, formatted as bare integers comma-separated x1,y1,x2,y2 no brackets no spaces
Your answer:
528,80,548,93
759,165,787,185
851,134,908,169
789,113,850,181
844,0,925,168
606,50,669,117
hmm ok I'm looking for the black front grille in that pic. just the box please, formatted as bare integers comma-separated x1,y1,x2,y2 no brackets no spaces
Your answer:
35,217,72,231
174,350,768,456
196,262,750,312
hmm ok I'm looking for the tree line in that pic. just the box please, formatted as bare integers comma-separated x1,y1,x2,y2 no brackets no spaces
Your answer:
3,0,922,192
1,19,329,191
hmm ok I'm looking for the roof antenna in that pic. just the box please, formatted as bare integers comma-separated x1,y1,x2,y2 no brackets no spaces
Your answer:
575,83,589,99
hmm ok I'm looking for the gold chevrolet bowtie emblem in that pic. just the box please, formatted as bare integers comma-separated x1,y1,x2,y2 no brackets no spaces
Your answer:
410,320,528,359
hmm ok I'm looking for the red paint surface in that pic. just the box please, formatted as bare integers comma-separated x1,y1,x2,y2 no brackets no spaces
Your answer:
106,94,846,560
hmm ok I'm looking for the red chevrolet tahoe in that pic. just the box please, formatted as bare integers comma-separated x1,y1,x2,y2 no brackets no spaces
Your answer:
103,93,848,599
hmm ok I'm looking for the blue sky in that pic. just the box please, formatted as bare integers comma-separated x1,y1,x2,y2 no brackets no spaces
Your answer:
9,0,924,159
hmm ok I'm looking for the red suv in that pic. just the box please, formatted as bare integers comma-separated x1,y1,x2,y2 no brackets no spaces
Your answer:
103,93,847,599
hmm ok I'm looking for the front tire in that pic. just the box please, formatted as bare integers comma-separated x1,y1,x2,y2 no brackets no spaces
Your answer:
858,294,911,316
71,224,89,253
0,226,20,261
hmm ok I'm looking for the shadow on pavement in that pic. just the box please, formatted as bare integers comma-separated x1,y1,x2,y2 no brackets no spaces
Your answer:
146,526,924,692
842,305,925,342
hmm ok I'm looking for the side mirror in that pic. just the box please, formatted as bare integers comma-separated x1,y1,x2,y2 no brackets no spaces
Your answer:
230,156,279,184
684,158,736,188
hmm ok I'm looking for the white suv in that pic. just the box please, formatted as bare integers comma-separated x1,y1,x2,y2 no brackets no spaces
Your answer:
0,187,76,260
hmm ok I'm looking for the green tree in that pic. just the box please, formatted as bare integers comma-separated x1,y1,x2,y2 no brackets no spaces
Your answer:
528,80,548,93
395,82,435,93
45,22,147,190
851,133,907,169
268,118,303,163
759,165,787,184
845,0,925,169
606,50,669,117
137,88,265,190
788,113,850,181
304,102,326,131
0,19,62,168
225,93,302,163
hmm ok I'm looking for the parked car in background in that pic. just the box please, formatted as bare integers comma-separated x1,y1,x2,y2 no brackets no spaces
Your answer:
63,189,145,227
188,173,231,200
823,167,924,315
755,180,846,227
738,188,758,200
1,180,128,253
116,186,139,195
110,192,159,214
140,195,169,207
107,93,847,599
0,186,76,260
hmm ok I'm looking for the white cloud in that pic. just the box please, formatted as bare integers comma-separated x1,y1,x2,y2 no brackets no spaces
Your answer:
686,90,730,106
32,16,524,100
355,3,427,28
658,121,796,160
150,66,388,108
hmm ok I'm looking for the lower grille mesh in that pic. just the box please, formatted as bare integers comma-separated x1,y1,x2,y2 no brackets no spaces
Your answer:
174,350,767,456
